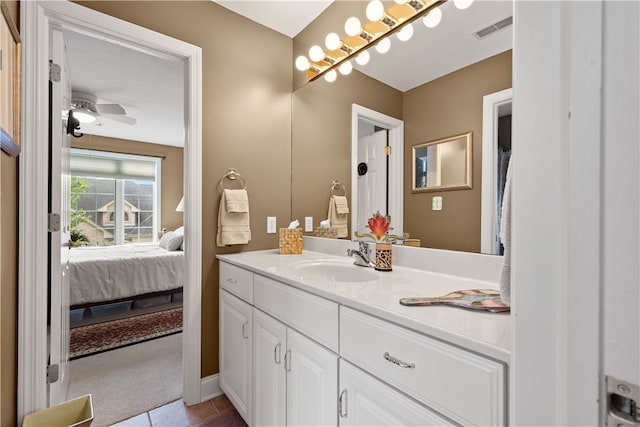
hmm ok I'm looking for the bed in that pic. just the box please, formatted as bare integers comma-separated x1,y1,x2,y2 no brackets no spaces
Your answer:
69,242,184,309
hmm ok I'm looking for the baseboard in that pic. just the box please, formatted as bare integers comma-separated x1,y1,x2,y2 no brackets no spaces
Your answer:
200,374,223,402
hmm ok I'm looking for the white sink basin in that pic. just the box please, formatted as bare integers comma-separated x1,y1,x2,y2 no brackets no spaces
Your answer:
290,260,380,283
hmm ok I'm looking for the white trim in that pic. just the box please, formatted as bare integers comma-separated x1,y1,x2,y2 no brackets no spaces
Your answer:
480,88,512,255
200,374,224,402
351,104,404,238
18,1,203,421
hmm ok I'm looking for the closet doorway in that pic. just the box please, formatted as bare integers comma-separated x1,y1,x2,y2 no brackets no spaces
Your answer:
19,1,203,421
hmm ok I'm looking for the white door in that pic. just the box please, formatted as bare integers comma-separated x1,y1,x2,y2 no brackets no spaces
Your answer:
219,290,252,424
48,27,72,406
356,129,388,235
286,328,338,426
338,361,454,426
253,309,287,427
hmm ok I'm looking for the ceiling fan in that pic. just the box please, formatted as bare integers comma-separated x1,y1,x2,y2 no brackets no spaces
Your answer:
70,91,137,125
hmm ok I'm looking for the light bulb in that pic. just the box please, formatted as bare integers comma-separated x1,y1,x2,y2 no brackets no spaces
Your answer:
366,0,385,21
355,50,370,65
309,45,324,62
345,17,362,37
324,69,337,83
295,56,310,71
423,7,442,28
73,109,96,124
325,33,342,51
397,24,414,42
338,61,353,75
374,37,391,54
453,0,474,10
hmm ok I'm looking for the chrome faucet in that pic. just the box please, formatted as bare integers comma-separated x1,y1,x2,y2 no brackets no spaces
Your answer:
347,241,375,268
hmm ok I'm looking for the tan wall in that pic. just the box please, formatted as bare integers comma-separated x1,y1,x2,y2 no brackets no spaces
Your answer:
76,1,293,377
71,135,184,232
403,50,512,252
1,1,19,424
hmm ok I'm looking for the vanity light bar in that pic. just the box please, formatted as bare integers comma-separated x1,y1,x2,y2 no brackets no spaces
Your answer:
305,0,447,83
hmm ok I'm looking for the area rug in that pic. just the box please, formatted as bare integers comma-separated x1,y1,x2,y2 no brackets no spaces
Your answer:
69,307,182,359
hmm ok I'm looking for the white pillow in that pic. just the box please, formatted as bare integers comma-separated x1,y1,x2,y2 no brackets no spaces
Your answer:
159,231,183,251
174,226,184,235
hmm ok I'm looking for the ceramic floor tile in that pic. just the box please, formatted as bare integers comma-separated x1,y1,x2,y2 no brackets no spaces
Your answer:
194,408,247,427
148,399,217,427
110,412,152,427
211,394,232,413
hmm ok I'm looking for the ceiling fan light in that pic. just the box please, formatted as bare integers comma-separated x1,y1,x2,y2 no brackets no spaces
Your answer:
366,0,385,22
338,61,353,75
309,45,325,62
394,0,408,4
397,24,414,42
324,69,337,83
295,55,310,71
325,33,342,51
345,17,361,37
423,7,442,28
453,0,474,10
374,37,391,54
355,50,370,65
73,109,96,124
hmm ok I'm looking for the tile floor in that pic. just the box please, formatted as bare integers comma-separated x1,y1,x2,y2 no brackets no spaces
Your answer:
111,394,247,427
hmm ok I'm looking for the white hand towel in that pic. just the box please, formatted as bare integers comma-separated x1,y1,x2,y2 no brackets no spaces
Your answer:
217,190,251,247
328,195,349,238
224,189,249,213
499,158,512,305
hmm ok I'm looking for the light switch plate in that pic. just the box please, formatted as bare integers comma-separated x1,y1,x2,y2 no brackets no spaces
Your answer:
432,196,443,211
305,217,313,232
267,216,277,233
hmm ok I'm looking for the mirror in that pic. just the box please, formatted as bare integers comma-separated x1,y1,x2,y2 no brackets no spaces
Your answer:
412,132,472,192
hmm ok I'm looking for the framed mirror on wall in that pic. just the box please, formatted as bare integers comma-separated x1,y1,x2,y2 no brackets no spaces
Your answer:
412,131,472,192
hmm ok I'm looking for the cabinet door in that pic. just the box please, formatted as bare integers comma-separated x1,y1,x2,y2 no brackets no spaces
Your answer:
286,328,338,426
220,289,252,425
253,309,287,427
338,361,455,427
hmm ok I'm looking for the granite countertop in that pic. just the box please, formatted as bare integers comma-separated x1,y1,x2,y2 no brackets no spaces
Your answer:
217,249,511,363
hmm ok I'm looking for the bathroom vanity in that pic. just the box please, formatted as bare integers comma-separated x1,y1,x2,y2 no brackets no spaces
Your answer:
217,238,510,426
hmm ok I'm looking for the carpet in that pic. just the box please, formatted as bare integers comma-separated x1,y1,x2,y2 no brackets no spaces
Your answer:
69,307,182,359
68,333,182,427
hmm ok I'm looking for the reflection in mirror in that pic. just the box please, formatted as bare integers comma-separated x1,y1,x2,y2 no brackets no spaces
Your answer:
412,132,472,192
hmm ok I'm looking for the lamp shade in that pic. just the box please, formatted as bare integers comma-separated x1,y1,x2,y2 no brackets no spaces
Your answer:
176,197,185,212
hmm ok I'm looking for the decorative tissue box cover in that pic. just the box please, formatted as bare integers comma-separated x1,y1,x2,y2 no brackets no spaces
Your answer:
279,228,303,254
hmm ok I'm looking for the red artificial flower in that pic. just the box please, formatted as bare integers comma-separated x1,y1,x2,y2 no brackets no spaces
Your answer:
366,211,392,241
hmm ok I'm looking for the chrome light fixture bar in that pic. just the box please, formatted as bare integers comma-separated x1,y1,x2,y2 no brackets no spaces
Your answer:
298,0,455,83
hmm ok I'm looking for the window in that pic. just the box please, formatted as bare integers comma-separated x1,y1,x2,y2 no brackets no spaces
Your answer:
70,149,161,246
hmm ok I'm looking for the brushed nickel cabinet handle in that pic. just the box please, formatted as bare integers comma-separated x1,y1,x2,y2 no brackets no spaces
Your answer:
284,349,292,372
241,321,249,339
274,343,282,364
338,389,348,418
383,352,415,369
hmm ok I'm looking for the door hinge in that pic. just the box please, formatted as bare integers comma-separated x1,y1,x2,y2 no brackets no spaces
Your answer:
384,146,391,156
49,60,61,82
47,364,59,384
48,213,61,232
0,49,3,71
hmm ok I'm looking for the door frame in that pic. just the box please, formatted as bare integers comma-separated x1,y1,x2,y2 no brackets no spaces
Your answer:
18,0,203,420
351,104,403,238
480,88,512,254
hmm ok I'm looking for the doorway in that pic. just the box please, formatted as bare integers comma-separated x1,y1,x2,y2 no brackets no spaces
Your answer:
18,1,203,420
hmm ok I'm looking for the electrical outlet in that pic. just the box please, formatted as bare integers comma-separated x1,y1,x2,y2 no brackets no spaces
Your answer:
432,196,443,211
305,217,313,232
267,216,277,233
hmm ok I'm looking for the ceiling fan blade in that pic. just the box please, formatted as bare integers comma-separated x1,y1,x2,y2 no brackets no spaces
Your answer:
102,114,137,125
95,103,126,115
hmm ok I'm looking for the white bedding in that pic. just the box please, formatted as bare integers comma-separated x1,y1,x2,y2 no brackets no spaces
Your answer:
69,243,184,306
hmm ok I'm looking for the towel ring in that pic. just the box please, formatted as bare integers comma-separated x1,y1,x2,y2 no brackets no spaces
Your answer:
330,180,346,196
220,169,247,191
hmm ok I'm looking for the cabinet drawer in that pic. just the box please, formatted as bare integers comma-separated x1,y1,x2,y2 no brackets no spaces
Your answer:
220,262,254,304
340,307,505,426
254,274,339,352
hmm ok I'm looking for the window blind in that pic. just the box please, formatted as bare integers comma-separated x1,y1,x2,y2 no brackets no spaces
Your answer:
71,149,158,181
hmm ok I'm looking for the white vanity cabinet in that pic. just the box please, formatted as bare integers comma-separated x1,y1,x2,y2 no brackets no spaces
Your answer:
219,289,253,424
338,360,455,426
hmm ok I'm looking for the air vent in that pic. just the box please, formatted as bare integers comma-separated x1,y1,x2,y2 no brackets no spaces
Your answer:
473,16,513,40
